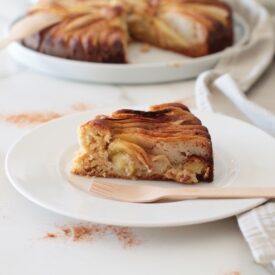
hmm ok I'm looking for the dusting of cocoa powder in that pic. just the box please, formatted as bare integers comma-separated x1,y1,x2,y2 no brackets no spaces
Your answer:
44,224,141,248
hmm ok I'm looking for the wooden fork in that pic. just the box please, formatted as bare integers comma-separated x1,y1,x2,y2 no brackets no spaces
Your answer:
89,181,275,203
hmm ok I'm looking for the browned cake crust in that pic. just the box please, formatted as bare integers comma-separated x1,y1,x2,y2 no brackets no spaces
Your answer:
72,103,214,184
125,0,233,57
23,1,128,63
22,0,233,62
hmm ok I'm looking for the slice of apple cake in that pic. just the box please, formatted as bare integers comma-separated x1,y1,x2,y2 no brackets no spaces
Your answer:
72,103,213,184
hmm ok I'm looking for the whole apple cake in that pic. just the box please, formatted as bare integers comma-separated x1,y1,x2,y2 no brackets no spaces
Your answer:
22,0,233,63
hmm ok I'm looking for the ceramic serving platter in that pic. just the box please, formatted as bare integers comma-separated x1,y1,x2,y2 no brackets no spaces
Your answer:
7,14,249,84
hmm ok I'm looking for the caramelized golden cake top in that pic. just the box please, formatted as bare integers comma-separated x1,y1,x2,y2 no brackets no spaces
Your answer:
74,102,214,183
83,103,211,142
25,0,232,59
25,0,128,62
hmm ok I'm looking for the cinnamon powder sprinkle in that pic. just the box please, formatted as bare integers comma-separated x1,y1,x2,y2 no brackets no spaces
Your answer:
44,224,141,248
0,102,94,127
70,102,94,112
1,112,62,127
110,226,140,248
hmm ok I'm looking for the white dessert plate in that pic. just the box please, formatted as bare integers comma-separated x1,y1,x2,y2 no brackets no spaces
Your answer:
7,14,249,84
5,106,275,227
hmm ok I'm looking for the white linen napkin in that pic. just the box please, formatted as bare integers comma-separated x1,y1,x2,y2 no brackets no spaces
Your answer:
257,0,275,27
194,0,275,271
238,203,275,272
256,0,275,15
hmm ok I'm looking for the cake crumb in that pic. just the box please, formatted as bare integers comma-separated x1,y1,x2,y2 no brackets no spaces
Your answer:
70,103,94,112
140,43,151,53
169,62,182,68
45,233,57,239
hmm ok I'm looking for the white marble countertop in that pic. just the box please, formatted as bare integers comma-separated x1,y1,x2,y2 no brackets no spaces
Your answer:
0,1,274,274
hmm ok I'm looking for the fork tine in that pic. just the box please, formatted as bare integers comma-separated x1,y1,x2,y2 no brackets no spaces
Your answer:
92,184,118,196
90,183,113,193
102,182,124,191
89,181,160,203
92,181,117,191
91,188,128,201
89,186,112,198
91,186,130,201
90,182,133,200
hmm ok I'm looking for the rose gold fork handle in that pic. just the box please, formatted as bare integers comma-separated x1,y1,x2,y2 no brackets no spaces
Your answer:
164,187,275,200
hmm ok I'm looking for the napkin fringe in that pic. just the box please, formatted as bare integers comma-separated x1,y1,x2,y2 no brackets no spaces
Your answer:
238,204,275,264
